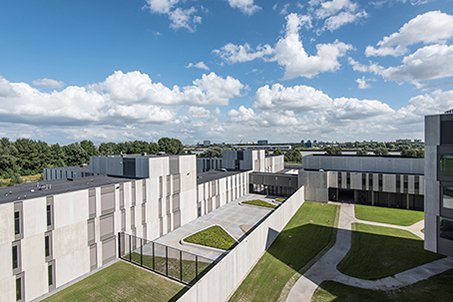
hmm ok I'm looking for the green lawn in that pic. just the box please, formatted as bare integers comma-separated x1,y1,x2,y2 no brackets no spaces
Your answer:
184,225,237,250
275,198,285,203
228,201,339,302
43,261,184,302
126,252,212,284
313,268,453,302
337,223,444,280
242,199,277,208
355,204,424,226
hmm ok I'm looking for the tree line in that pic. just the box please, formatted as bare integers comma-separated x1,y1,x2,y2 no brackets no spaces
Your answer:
0,137,185,179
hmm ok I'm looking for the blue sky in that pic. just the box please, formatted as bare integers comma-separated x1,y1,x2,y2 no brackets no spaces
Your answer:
1,0,453,145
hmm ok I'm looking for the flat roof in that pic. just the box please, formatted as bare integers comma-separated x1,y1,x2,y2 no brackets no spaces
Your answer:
306,154,421,159
93,153,192,159
44,164,91,172
197,169,244,185
250,171,298,177
301,168,424,176
0,175,132,205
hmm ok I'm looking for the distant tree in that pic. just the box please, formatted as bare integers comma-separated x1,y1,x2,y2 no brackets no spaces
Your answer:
158,137,184,154
149,142,159,154
80,140,99,157
199,147,223,158
273,149,284,156
63,143,89,166
326,147,342,155
49,144,66,167
374,148,389,156
401,148,417,157
416,149,424,158
284,149,302,163
356,149,367,155
99,142,118,155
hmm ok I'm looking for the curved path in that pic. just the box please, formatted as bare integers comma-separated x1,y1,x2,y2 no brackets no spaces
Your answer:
285,204,453,302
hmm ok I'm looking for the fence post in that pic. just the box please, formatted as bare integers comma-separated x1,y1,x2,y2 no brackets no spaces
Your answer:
129,234,132,261
117,232,121,259
180,250,183,281
195,255,198,282
165,246,168,276
152,242,155,271
140,238,143,266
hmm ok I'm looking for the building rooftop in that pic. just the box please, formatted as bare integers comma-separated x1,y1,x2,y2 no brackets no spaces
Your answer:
0,175,132,204
196,169,244,185
45,164,91,172
95,153,192,159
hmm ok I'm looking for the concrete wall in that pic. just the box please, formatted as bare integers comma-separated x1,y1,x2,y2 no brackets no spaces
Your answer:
425,114,441,253
178,186,305,302
303,155,424,175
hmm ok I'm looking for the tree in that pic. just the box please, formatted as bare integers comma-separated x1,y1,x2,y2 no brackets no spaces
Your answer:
199,147,223,158
326,147,342,155
273,149,284,156
401,148,417,157
356,149,367,155
284,149,302,163
158,137,184,155
416,148,424,158
374,148,389,156
80,140,99,157
63,143,89,166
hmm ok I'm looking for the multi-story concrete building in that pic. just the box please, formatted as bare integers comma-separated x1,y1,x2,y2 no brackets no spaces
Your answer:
425,112,453,257
300,154,425,210
43,164,92,180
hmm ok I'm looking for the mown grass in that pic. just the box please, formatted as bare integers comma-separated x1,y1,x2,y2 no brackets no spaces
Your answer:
228,201,339,302
354,204,424,226
184,225,237,250
0,174,42,188
43,261,184,302
242,199,277,208
313,268,453,302
275,198,285,203
337,223,444,280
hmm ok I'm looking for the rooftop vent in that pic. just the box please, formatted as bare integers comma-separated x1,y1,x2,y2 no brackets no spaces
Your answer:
445,109,453,114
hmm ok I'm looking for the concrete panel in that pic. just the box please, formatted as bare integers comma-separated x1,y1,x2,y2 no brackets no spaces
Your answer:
21,233,44,272
0,203,14,245
54,191,89,229
23,197,47,237
0,243,12,280
350,172,362,190
24,263,48,302
425,115,440,146
55,247,90,287
0,277,14,302
425,146,437,181
53,221,87,260
383,174,396,192
424,212,437,252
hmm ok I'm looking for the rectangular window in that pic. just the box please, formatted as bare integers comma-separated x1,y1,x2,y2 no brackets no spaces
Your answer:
48,264,53,286
167,176,171,196
443,187,453,209
378,174,383,191
159,176,163,198
396,176,401,190
45,235,50,257
16,277,22,301
338,173,342,187
46,205,52,226
440,217,453,240
14,212,20,235
12,245,18,269
440,155,453,177
369,174,373,190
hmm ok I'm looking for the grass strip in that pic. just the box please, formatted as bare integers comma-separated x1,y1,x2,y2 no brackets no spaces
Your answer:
43,261,184,302
242,199,277,208
354,205,424,226
337,223,444,280
313,268,453,302
228,201,338,302
184,225,237,250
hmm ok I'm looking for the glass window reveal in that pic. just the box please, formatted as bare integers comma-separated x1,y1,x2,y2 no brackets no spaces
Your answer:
440,217,453,241
440,155,453,177
443,187,453,209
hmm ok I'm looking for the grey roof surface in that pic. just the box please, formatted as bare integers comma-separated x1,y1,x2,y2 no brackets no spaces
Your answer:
0,175,132,204
44,164,91,172
250,171,298,177
93,153,192,159
196,169,244,185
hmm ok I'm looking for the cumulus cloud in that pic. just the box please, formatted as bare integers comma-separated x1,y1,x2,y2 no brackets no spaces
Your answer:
366,11,453,57
32,78,64,89
0,71,244,127
355,76,375,89
323,10,367,31
308,0,367,32
227,0,261,15
186,62,210,70
253,84,332,113
215,13,351,79
228,105,257,122
144,0,201,31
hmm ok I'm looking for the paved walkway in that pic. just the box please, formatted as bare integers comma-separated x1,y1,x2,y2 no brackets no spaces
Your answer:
154,194,276,260
285,204,453,302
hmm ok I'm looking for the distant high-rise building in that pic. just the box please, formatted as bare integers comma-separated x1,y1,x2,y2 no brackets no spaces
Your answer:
257,140,268,145
203,140,211,146
301,140,305,144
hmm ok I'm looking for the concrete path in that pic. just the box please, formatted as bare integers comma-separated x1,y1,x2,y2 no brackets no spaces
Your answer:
285,204,453,302
154,194,275,260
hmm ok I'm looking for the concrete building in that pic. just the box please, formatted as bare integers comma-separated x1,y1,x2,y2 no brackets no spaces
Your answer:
257,140,268,145
300,154,425,210
425,112,453,257
43,165,92,181
222,149,284,173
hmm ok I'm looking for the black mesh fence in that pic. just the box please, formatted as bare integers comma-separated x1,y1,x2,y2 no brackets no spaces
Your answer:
118,232,217,285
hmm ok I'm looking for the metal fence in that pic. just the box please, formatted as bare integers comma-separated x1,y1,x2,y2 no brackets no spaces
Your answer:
118,232,217,285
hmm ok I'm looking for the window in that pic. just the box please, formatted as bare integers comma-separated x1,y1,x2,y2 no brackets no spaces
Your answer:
440,155,453,177
12,245,18,269
46,205,52,227
440,217,453,240
16,277,22,301
396,176,401,190
48,264,53,286
443,187,453,209
45,235,50,257
14,212,20,235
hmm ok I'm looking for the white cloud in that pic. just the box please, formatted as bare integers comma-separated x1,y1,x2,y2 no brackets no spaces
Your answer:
355,76,375,89
186,106,213,119
227,0,261,15
253,83,332,113
213,43,274,64
313,0,357,19
280,4,291,15
348,57,369,72
186,62,210,70
144,0,201,31
366,11,453,57
228,105,258,122
323,10,367,31
275,14,352,79
32,78,64,89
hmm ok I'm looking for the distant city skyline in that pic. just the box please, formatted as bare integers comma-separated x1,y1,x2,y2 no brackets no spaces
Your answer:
0,0,452,145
